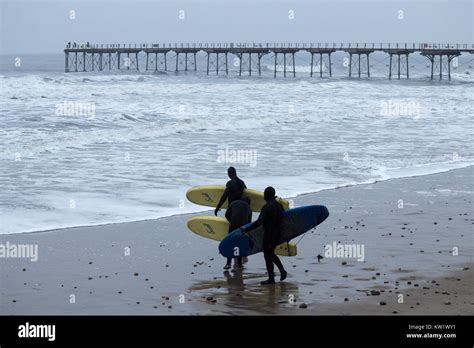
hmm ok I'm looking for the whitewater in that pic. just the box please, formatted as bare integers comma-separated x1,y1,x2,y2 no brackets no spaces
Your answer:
0,53,473,234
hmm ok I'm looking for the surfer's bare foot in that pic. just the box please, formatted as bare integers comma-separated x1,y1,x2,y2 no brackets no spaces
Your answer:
280,270,287,281
260,278,275,285
224,263,231,270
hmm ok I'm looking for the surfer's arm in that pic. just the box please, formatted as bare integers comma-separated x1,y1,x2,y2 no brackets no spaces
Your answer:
242,210,265,233
215,188,229,215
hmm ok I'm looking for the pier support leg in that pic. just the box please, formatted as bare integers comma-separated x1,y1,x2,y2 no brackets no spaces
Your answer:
248,53,251,76
439,55,442,80
283,53,286,77
310,53,313,77
448,56,451,80
216,53,219,75
225,53,228,75
367,54,370,77
146,53,149,71
99,53,103,71
136,53,139,71
65,53,69,72
164,53,167,71
239,54,242,76
406,54,409,79
185,53,188,72
358,53,361,78
155,53,158,71
349,53,352,77
274,53,277,78
329,53,332,77
292,53,296,77
389,54,392,80
320,53,323,78
447,55,458,80
175,53,179,72
92,53,94,71
83,52,86,72
397,54,401,79
118,53,121,70
206,53,210,75
194,52,197,71
430,57,434,80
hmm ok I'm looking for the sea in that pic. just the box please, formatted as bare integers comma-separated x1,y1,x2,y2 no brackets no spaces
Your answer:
1,51,473,234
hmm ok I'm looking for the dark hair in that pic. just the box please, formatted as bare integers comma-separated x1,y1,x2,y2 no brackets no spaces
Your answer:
264,186,276,201
243,196,251,205
227,166,237,178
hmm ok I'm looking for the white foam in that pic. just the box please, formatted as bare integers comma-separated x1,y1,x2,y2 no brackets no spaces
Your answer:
1,70,473,234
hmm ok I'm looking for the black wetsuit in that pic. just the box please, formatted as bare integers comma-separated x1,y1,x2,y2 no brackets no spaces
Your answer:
225,199,252,265
245,198,285,278
216,177,246,211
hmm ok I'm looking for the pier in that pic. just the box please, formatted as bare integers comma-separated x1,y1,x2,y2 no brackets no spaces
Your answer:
64,43,474,80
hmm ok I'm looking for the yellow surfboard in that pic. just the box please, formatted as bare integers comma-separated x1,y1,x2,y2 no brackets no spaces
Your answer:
186,185,290,212
187,216,297,257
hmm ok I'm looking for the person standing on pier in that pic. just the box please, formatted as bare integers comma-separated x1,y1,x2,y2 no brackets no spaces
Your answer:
214,167,246,216
241,186,287,285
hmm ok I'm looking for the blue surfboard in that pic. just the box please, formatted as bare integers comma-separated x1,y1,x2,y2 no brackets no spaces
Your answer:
218,205,329,258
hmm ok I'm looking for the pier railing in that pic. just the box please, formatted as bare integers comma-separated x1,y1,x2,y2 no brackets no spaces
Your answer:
67,42,474,51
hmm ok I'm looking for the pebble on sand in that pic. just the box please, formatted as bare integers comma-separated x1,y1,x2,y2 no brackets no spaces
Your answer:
379,301,387,306
299,303,308,308
370,290,381,296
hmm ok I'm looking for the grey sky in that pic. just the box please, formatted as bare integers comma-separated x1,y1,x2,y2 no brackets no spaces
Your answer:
1,0,472,54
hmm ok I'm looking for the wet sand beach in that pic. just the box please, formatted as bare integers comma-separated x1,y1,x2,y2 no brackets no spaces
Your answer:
1,166,473,315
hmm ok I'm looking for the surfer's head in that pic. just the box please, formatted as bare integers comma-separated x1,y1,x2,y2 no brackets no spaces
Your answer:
264,186,276,201
227,166,237,179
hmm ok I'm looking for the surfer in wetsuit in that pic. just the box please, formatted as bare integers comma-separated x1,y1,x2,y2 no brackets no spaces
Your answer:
241,187,287,285
214,167,246,216
224,197,252,270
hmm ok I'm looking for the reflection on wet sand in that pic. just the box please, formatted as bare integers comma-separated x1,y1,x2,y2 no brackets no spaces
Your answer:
189,270,299,314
